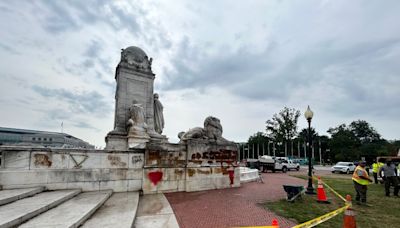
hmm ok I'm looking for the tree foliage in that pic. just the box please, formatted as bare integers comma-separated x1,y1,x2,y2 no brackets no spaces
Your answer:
298,127,319,142
349,120,381,143
327,124,360,161
266,107,301,143
327,120,390,162
248,131,270,145
245,106,398,163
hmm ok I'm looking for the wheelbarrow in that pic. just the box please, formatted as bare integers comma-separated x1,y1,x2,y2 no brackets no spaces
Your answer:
283,185,305,202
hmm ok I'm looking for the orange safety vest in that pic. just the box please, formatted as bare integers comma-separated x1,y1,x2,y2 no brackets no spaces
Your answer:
352,166,370,185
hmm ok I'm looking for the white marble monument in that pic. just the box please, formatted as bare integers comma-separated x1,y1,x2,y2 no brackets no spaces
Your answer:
105,46,166,150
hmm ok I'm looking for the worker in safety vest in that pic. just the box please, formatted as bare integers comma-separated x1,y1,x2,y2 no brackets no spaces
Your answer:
372,159,384,184
352,161,373,205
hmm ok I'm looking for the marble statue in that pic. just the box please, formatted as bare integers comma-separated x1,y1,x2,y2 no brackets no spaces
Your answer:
178,116,229,142
204,116,223,140
120,47,152,72
126,101,148,138
178,127,206,140
153,93,164,134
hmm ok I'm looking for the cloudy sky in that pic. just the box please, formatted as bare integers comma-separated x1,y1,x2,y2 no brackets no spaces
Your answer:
1,0,399,147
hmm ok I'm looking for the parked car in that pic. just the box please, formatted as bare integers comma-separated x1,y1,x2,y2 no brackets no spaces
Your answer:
331,162,356,174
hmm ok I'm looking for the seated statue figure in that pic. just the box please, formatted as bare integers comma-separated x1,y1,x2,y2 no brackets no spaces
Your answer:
126,101,149,138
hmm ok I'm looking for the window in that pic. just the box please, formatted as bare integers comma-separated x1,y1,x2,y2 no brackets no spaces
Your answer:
32,138,36,141
49,138,52,141
38,138,41,141
44,138,47,141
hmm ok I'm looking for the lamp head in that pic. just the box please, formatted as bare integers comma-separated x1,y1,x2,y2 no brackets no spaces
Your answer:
304,105,314,120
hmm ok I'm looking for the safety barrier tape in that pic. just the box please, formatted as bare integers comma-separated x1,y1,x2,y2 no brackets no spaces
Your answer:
313,176,347,202
236,176,351,228
291,205,349,228
290,176,350,228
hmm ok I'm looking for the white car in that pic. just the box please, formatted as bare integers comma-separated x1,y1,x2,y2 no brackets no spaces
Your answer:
331,162,356,174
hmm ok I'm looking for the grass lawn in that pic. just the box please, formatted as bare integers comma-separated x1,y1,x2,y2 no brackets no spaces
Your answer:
264,175,400,228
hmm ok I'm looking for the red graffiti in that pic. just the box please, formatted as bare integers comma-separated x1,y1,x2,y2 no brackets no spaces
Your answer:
228,170,234,185
148,171,163,185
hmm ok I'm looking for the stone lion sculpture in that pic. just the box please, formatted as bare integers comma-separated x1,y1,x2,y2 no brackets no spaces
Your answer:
178,116,228,142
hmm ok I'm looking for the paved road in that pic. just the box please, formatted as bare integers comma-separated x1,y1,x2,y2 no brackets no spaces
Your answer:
165,173,306,228
298,166,353,179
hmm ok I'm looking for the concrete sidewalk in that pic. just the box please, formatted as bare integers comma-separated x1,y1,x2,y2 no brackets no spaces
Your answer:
165,173,306,228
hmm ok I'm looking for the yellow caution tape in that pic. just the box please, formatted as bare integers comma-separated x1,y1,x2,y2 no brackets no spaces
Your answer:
313,176,346,202
236,176,351,228
290,176,350,228
292,205,349,228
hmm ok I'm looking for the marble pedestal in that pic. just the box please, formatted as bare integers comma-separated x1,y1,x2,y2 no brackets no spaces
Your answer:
105,133,128,150
128,135,150,149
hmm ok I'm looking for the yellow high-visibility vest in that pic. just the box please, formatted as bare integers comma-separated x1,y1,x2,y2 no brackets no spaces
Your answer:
352,166,370,185
372,162,384,173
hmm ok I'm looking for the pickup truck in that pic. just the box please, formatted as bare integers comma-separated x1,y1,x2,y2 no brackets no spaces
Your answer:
276,159,300,171
258,156,300,173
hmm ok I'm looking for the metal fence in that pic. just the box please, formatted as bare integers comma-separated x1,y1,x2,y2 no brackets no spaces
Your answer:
238,141,327,164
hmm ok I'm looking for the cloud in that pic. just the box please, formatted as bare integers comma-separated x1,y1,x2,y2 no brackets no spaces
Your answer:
0,42,21,55
72,121,99,130
31,0,143,35
32,86,112,117
35,1,79,34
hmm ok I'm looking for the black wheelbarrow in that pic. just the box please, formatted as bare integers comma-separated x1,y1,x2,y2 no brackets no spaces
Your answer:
283,185,305,202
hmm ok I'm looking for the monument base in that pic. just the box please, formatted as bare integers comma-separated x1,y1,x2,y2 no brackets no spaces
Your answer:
105,132,128,150
128,135,150,149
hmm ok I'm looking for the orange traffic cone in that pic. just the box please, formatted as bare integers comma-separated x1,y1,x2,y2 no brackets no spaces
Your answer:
271,218,279,227
317,177,330,203
343,195,356,228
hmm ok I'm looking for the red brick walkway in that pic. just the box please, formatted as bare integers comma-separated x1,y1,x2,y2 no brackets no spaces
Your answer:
165,173,306,228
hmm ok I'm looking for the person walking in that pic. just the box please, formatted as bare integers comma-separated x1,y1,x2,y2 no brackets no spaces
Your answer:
352,161,373,205
372,159,384,184
379,160,399,197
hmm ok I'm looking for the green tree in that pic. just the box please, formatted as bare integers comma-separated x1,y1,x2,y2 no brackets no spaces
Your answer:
349,120,381,143
266,107,300,142
327,124,360,161
327,120,388,162
248,132,270,145
298,127,319,142
266,107,301,156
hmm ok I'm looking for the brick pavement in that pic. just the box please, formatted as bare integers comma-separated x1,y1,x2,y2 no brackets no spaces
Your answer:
165,172,306,228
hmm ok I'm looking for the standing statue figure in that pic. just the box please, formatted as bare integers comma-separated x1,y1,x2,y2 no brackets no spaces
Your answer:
126,101,148,137
153,93,165,134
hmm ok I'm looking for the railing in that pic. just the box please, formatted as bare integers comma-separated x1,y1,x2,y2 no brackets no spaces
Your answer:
238,142,325,164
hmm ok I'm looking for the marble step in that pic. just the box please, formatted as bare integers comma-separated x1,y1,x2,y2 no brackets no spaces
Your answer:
0,187,45,206
81,192,139,228
134,194,179,228
0,189,81,228
19,190,112,228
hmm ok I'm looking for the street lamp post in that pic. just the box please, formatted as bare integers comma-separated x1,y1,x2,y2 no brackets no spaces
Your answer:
304,105,315,194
